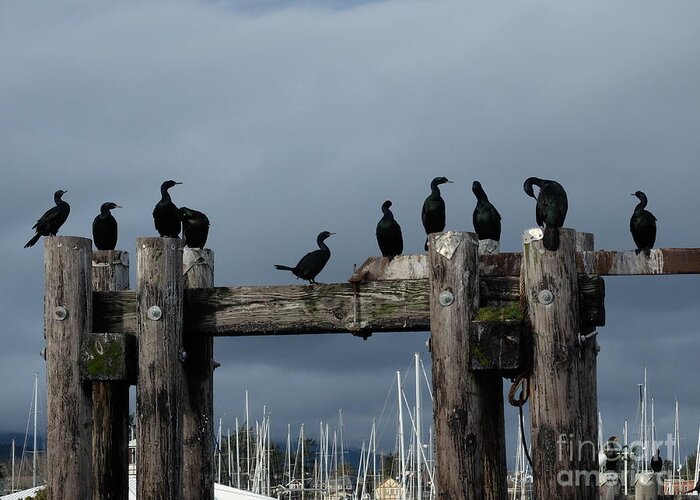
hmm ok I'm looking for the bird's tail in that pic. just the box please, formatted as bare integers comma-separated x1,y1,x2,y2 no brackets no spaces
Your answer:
274,264,294,272
24,233,41,248
543,226,560,251
424,237,429,251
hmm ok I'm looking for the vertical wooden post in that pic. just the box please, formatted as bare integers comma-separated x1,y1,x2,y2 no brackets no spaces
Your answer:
44,236,93,499
429,231,484,500
182,248,215,500
523,227,598,500
577,233,601,498
92,250,130,500
477,241,508,500
137,237,185,500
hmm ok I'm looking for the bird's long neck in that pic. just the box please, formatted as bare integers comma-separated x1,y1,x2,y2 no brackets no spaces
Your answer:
524,177,542,198
474,186,488,202
160,185,172,203
317,236,330,253
430,181,442,197
382,206,394,220
54,193,64,205
634,195,648,213
100,206,110,215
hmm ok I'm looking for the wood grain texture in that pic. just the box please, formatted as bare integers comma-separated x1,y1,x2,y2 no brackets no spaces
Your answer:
182,248,215,500
352,246,700,279
429,231,485,500
94,276,603,336
91,250,130,500
136,238,185,500
523,228,598,500
44,236,93,500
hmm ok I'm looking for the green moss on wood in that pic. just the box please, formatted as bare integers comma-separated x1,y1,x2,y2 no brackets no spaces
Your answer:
85,341,124,377
475,304,522,322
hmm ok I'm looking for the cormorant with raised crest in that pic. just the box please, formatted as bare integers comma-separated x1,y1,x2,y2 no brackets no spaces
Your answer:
153,180,182,237
180,206,210,249
275,231,334,284
422,176,452,250
24,190,70,248
92,202,122,250
629,190,657,257
376,200,403,258
472,181,501,242
523,177,568,251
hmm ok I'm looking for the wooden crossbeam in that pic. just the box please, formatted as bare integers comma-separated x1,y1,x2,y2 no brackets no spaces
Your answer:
352,248,700,280
93,275,603,337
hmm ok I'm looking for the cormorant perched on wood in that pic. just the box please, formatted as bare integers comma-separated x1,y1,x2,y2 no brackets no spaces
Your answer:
422,177,452,250
472,181,501,242
650,449,663,473
153,180,182,237
24,190,70,248
180,207,210,249
523,177,568,251
275,231,334,284
92,202,122,250
376,200,403,258
630,191,657,257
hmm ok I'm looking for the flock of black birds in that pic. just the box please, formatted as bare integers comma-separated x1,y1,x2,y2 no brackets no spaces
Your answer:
24,177,659,283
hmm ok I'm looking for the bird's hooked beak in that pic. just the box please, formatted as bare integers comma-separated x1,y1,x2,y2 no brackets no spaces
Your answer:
329,232,336,236
175,182,183,185
630,193,635,196
115,205,123,209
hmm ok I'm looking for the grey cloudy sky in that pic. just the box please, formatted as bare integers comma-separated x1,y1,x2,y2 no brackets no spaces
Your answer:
2,0,700,463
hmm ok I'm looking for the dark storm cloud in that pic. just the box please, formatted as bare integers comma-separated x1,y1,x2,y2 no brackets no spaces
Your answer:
2,0,700,457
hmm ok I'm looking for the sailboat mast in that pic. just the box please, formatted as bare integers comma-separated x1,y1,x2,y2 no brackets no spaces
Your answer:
236,417,241,488
623,420,628,495
218,417,223,484
33,371,38,488
246,391,251,490
415,353,422,500
694,425,700,487
228,428,232,486
11,437,15,493
397,371,406,500
301,423,305,500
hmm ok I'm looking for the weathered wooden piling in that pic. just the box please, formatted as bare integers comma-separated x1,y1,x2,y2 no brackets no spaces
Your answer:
136,237,185,500
44,236,93,499
182,248,215,500
634,472,659,500
429,231,487,500
91,250,130,500
523,227,598,499
476,240,508,500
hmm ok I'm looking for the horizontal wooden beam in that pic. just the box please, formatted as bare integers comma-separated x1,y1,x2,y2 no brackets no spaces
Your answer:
94,276,603,337
352,247,700,280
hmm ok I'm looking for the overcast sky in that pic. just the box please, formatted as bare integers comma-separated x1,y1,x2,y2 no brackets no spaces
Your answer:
2,0,700,467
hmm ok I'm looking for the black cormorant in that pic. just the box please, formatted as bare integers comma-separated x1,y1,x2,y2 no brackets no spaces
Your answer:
153,180,182,237
92,202,122,250
180,206,210,249
24,190,70,248
472,181,501,242
275,231,334,284
630,191,657,257
603,436,621,472
422,176,452,250
523,177,568,251
376,200,403,258
650,449,663,473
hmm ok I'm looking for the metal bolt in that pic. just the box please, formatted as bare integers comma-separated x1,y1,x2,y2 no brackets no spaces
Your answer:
53,306,68,321
180,351,188,362
147,305,162,321
439,290,454,307
537,289,554,305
